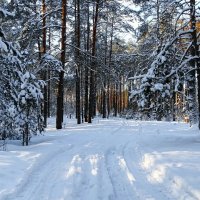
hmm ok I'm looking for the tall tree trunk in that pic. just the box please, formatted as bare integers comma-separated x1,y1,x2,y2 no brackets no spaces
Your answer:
114,84,118,117
42,0,48,128
119,76,122,115
188,0,199,125
88,0,100,123
81,68,84,123
84,1,90,122
189,0,200,127
56,0,67,129
47,0,53,118
107,82,110,118
102,82,106,118
75,0,81,124
107,16,114,118
102,8,109,119
34,0,41,60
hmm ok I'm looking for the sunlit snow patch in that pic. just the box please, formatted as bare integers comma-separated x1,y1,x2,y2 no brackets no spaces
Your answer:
118,156,136,184
89,154,100,176
65,155,82,179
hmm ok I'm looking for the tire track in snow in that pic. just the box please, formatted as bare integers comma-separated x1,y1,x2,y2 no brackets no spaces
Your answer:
2,119,176,200
104,120,172,200
64,153,105,200
61,122,129,200
122,140,173,200
3,144,74,200
97,119,137,200
104,147,138,200
120,121,172,199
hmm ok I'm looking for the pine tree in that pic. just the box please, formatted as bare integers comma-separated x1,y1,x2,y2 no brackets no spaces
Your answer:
56,0,67,129
0,7,44,145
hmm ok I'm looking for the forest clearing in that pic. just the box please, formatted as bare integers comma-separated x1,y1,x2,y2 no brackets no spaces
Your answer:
1,0,200,199
1,118,200,200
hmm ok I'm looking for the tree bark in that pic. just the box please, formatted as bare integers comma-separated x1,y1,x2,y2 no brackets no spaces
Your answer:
75,0,81,124
56,0,67,129
47,0,53,118
84,1,90,122
107,16,114,118
188,0,199,125
42,0,48,128
88,0,100,123
102,82,106,118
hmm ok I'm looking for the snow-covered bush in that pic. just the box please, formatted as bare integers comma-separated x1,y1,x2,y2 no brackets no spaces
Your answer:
0,8,44,145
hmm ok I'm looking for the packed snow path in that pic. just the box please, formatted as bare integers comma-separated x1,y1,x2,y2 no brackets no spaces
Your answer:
1,118,200,200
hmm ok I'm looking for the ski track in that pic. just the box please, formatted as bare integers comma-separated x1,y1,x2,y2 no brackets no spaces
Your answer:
3,143,74,200
2,119,176,200
105,147,137,200
122,142,173,200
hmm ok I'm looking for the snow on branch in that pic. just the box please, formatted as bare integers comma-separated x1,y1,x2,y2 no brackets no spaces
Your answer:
0,8,15,18
34,54,62,74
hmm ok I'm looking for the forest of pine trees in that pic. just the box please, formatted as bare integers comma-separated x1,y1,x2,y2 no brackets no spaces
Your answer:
0,0,200,145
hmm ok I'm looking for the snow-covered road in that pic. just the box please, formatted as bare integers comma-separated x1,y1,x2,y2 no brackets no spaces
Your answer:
1,118,200,200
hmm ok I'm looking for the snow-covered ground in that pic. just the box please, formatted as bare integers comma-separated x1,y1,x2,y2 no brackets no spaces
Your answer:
0,118,200,200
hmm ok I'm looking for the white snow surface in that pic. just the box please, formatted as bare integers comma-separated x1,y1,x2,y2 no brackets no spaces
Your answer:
1,118,200,200
154,83,163,91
